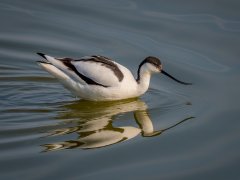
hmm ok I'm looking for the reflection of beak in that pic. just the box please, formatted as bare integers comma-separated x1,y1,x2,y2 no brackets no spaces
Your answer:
161,70,192,85
142,116,195,137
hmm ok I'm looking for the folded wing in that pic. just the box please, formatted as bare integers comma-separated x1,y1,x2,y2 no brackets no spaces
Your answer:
37,53,124,87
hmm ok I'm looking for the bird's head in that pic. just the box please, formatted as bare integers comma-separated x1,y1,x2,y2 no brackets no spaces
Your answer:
138,56,192,85
139,56,162,74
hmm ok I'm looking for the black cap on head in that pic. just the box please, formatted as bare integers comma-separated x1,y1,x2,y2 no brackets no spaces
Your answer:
138,56,192,85
137,56,162,82
144,56,161,68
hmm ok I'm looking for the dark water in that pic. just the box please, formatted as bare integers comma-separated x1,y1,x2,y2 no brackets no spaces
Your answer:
1,0,240,179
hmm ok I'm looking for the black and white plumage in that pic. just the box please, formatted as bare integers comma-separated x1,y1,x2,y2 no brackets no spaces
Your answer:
37,53,191,101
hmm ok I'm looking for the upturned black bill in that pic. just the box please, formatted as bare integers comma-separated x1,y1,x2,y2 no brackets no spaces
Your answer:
161,70,192,85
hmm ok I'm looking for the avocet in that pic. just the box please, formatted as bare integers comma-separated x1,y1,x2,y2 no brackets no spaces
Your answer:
37,53,191,101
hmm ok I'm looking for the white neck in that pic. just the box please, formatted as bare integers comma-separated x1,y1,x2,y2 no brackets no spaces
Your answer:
136,66,152,96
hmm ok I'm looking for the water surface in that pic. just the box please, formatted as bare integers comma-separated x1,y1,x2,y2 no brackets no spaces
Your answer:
0,0,240,179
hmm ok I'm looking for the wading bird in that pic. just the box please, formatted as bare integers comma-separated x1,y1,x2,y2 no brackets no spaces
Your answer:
37,53,191,101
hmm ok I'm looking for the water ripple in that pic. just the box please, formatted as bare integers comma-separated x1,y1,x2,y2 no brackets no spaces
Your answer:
144,12,240,32
0,0,239,179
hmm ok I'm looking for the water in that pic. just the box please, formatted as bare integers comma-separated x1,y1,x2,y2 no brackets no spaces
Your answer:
0,0,240,179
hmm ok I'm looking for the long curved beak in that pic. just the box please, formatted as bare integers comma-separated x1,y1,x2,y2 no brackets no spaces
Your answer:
161,70,192,85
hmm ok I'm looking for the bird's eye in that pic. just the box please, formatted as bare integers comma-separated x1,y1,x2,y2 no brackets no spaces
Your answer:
152,63,159,67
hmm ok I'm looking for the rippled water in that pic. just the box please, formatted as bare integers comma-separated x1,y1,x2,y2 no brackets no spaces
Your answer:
1,0,240,179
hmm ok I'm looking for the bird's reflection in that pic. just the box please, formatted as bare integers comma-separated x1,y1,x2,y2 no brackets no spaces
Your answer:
43,98,193,152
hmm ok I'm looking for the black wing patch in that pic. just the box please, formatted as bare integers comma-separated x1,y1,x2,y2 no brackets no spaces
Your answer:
59,58,109,88
77,56,124,82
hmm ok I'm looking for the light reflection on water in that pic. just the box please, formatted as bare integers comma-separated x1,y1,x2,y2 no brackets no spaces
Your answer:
42,99,193,151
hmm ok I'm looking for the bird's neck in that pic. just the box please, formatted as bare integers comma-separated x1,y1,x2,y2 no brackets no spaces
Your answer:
136,67,151,96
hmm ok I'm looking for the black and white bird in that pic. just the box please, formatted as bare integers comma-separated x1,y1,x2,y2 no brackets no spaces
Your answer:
37,53,191,101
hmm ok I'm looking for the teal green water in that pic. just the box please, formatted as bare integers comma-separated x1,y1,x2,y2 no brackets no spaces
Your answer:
0,0,240,179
